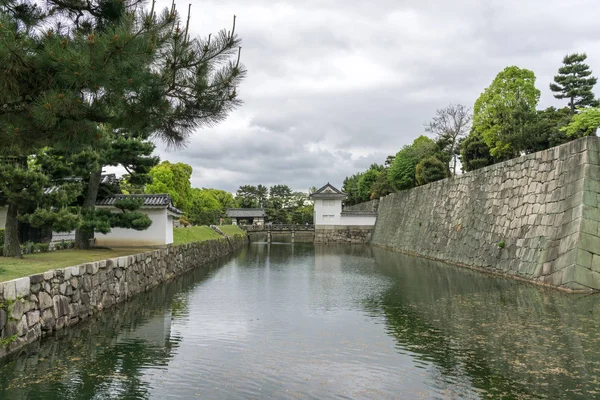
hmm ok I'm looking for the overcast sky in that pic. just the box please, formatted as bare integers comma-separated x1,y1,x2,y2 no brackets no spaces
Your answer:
140,0,600,193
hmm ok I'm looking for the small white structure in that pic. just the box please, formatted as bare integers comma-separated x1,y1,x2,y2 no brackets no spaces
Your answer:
309,183,377,227
226,208,266,225
95,194,183,247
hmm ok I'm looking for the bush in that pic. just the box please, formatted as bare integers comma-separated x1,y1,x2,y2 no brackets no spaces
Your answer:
0,229,4,245
415,156,449,186
38,243,50,253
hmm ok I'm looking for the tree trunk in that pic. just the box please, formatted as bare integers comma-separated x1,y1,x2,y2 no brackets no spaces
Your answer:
3,203,22,258
570,97,575,115
75,169,102,249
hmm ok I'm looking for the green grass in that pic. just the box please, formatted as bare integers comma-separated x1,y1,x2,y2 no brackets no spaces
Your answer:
219,225,245,237
0,225,247,283
0,248,151,283
173,226,222,245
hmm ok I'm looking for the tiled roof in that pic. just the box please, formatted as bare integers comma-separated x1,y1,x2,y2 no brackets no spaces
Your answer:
43,174,118,195
309,182,347,199
96,194,183,215
226,208,266,218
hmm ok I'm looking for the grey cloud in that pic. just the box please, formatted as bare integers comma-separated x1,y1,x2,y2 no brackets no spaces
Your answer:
150,0,600,193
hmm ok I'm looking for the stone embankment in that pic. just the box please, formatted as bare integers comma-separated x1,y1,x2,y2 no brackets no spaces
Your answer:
371,137,600,291
0,236,247,358
314,226,373,244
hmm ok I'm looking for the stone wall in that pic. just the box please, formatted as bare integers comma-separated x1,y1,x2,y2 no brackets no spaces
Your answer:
372,137,600,291
0,236,247,358
344,199,379,212
315,226,373,244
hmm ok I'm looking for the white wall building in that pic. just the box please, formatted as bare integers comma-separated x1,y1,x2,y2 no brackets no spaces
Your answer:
95,194,183,247
309,183,377,227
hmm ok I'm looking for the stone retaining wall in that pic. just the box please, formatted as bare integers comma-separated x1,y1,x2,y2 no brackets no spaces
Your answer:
0,236,247,358
371,137,600,291
344,199,379,212
315,226,373,244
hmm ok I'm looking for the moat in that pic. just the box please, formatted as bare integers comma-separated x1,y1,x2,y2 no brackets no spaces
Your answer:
1,243,600,399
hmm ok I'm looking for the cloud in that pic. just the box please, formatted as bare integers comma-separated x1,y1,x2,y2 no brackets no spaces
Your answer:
147,0,600,193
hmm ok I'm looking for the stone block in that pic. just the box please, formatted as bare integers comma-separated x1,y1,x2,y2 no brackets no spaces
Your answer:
26,310,40,327
579,232,600,254
3,281,16,301
70,266,80,277
14,277,30,298
38,292,53,311
29,274,44,285
118,256,129,269
16,315,27,337
9,300,23,321
43,270,55,281
577,249,593,269
52,295,70,318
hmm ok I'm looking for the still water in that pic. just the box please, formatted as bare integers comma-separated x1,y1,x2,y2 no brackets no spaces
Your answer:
1,243,600,399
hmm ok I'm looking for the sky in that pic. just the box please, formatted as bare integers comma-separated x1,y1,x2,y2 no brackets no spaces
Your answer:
125,0,600,193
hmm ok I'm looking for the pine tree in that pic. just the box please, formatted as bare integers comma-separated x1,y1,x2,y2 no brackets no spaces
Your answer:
0,0,246,255
550,53,598,115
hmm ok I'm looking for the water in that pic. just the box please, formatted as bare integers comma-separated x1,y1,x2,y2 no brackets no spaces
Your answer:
1,243,600,399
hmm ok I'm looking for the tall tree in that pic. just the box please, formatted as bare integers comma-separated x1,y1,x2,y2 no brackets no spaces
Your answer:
145,161,193,211
460,129,495,172
0,0,245,255
424,104,472,175
561,107,600,138
473,66,540,159
235,185,259,208
550,53,599,115
357,164,383,201
388,136,436,191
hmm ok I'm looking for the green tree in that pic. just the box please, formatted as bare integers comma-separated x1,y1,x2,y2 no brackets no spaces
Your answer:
388,136,436,191
561,108,600,138
550,53,599,115
415,156,448,185
357,164,383,201
342,173,363,206
236,185,259,208
370,168,394,199
145,161,193,211
473,66,540,159
0,0,245,256
424,104,471,175
187,188,221,225
525,107,573,152
460,129,495,172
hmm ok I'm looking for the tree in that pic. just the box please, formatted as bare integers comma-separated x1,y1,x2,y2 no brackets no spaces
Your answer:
460,129,495,172
145,161,193,211
357,164,383,202
236,185,259,208
0,0,245,255
187,188,221,225
473,66,540,159
388,136,436,191
525,107,573,152
342,173,363,206
424,104,471,175
550,53,599,114
370,168,394,199
415,156,448,185
561,108,600,138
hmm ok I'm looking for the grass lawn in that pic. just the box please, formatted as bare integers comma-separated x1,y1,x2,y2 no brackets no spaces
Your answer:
218,225,245,237
0,225,247,283
0,248,151,283
173,226,222,245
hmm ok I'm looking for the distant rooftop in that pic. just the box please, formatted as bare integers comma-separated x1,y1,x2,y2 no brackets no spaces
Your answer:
226,208,266,218
96,193,183,215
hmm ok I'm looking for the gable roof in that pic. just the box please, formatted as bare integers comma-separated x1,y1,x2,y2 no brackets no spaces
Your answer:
226,208,266,218
309,183,347,199
96,194,184,216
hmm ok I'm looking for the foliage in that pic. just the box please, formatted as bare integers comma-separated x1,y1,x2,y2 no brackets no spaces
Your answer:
234,184,313,224
459,129,495,172
388,136,436,191
473,66,540,159
524,107,573,152
0,229,4,245
370,169,394,199
424,104,472,175
561,108,600,138
357,164,383,201
415,156,448,185
342,173,363,206
550,53,599,114
188,188,222,225
145,161,193,211
235,185,268,208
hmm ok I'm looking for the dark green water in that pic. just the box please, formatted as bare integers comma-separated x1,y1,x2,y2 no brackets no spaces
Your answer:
1,243,600,399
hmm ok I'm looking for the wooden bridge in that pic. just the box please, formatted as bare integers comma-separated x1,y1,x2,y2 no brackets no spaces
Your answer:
240,224,315,232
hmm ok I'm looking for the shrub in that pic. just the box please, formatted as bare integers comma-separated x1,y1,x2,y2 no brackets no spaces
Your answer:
498,240,506,249
0,229,4,245
38,243,50,253
415,156,449,186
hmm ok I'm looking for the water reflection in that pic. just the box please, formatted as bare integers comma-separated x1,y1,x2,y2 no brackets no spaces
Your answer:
0,244,599,399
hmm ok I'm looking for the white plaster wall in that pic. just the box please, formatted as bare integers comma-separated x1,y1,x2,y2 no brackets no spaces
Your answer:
0,206,7,230
340,215,377,226
166,214,174,245
95,208,168,247
314,199,342,226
